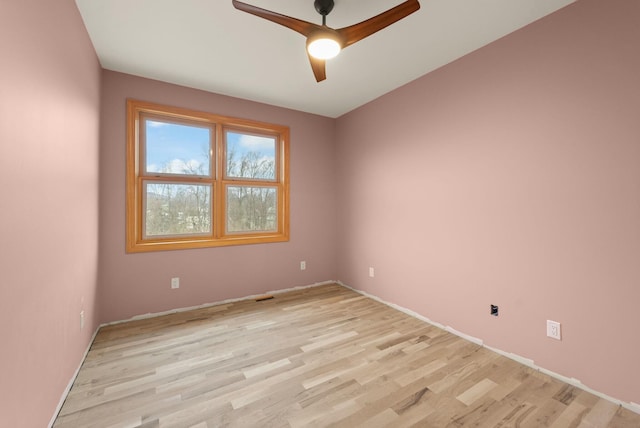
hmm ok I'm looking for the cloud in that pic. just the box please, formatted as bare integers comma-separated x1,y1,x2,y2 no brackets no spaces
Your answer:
147,120,169,128
147,158,208,175
237,134,275,152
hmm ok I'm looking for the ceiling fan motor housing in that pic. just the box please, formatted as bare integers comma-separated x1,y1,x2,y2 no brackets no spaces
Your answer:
314,0,335,16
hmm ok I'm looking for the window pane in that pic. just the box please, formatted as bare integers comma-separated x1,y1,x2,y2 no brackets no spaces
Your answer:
226,186,277,233
144,182,211,237
226,131,276,180
145,119,211,176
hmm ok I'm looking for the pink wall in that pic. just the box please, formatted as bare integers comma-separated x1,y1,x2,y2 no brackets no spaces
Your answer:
0,1,101,426
336,0,640,406
3,0,638,423
98,71,338,322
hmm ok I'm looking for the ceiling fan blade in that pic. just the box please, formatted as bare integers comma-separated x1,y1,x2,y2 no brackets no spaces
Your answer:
232,0,320,37
307,53,327,82
337,0,420,48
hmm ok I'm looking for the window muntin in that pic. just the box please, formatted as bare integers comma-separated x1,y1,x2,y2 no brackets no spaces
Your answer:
126,100,289,252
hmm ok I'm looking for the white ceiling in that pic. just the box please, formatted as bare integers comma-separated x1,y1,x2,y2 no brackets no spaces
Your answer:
75,0,576,118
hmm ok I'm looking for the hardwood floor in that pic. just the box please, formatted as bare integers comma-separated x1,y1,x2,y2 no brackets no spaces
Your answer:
54,283,639,427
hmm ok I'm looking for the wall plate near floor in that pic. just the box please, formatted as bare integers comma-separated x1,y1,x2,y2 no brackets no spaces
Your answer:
547,320,561,340
171,277,180,289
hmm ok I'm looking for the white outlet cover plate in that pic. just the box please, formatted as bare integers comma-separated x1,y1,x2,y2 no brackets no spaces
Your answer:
547,320,561,340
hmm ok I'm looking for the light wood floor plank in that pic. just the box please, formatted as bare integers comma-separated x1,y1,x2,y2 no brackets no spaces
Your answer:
54,283,638,427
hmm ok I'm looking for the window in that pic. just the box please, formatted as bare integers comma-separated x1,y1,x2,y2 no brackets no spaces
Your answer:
126,100,289,252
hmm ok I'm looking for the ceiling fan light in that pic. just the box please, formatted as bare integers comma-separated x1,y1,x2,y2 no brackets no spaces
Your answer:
307,37,341,60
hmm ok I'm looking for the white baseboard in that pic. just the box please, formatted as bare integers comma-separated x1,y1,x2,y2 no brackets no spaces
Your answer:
336,280,640,416
104,280,335,326
48,326,100,428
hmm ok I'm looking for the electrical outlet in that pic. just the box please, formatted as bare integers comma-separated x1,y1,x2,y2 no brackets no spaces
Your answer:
300,261,306,270
80,310,85,330
171,277,180,289
369,267,375,278
547,320,561,340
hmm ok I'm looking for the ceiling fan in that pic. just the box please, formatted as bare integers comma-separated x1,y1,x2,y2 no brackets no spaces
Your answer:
232,0,421,82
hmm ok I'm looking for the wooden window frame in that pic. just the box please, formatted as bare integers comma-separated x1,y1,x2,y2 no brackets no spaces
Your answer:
126,99,289,252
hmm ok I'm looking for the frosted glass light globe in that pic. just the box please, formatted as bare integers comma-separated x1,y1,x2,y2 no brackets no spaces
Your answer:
307,38,341,60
